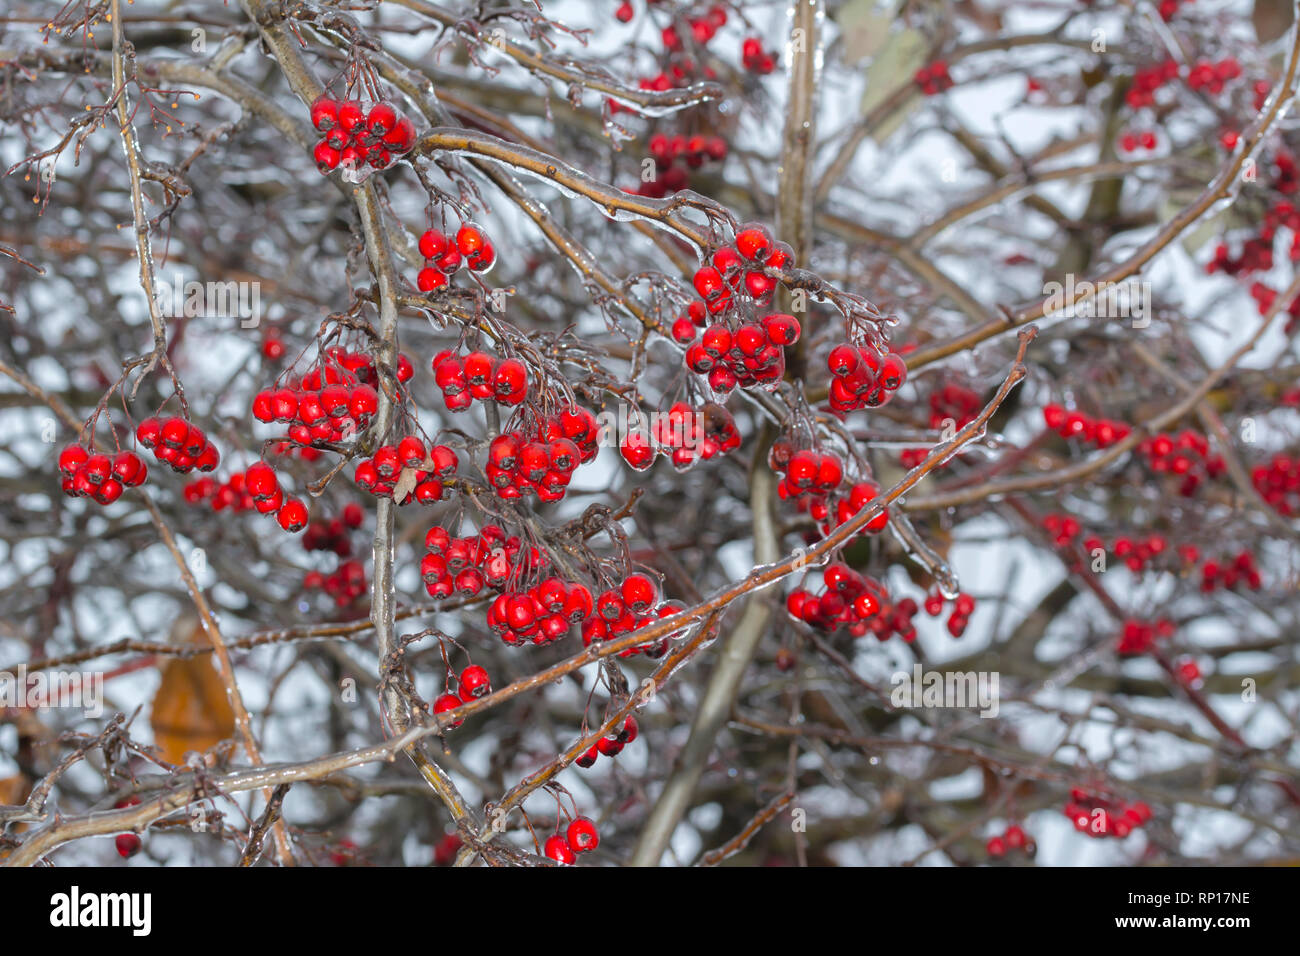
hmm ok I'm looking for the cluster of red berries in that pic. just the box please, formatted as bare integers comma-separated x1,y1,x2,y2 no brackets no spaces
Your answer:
1083,533,1173,574
634,132,727,198
488,578,594,647
786,563,885,636
301,505,363,555
235,461,309,533
629,56,718,99
1125,59,1180,109
577,716,639,768
433,664,492,727
914,60,953,95
682,313,801,394
416,225,495,291
662,5,728,50
986,824,1034,858
1042,405,1132,448
1251,453,1300,516
57,445,147,505
923,589,976,638
1186,57,1242,94
926,383,981,431
770,447,843,499
901,382,981,466
1116,617,1175,656
1205,201,1300,277
1042,512,1083,548
420,523,544,600
486,408,599,500
583,574,683,658
607,4,723,110
353,436,458,504
864,595,921,643
1065,789,1152,839
645,401,742,471
310,97,416,176
1200,550,1262,592
789,477,892,540
251,353,401,451
691,223,794,314
135,416,221,474
543,817,599,865
826,343,908,412
1137,429,1226,495
432,349,527,411
304,559,366,607
182,470,261,512
1118,130,1159,153
741,36,776,74
1248,281,1300,335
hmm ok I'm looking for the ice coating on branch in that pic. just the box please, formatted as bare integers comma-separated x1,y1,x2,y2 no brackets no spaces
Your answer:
889,511,961,600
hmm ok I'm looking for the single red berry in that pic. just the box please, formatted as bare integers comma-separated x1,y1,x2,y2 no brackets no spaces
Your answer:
313,141,341,173
433,692,463,728
419,230,448,260
459,664,491,702
734,223,774,261
565,816,599,854
58,444,89,477
544,834,576,864
621,572,660,613
417,267,447,293
310,96,339,131
277,497,309,533
366,101,398,137
693,266,727,302
494,359,527,402
456,224,486,257
337,99,365,133
397,435,426,468
135,417,162,448
115,833,142,859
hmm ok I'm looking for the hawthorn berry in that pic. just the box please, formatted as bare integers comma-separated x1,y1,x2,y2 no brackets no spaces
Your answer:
565,816,599,854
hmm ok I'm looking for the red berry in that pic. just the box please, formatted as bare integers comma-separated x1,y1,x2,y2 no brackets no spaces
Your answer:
366,101,398,137
433,692,463,728
493,359,527,402
115,833,142,858
544,834,576,864
565,816,599,853
459,664,491,702
277,498,309,533
310,96,339,131
621,572,660,613
135,417,162,448
58,444,89,476
734,223,774,261
111,450,146,486
419,230,448,260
